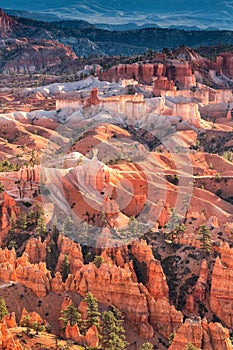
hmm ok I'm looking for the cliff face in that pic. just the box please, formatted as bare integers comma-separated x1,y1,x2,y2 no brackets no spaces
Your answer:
0,323,23,350
65,262,151,334
15,256,51,298
99,61,196,89
131,240,169,300
24,237,47,264
210,252,233,328
55,234,83,274
0,237,183,339
1,192,20,230
1,49,233,350
0,9,15,38
215,53,233,79
168,318,233,350
2,39,77,74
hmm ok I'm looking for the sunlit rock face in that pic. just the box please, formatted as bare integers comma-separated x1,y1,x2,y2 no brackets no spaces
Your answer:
99,61,196,89
0,9,14,38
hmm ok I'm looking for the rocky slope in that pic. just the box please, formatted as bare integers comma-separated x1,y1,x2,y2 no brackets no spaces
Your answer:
0,45,233,349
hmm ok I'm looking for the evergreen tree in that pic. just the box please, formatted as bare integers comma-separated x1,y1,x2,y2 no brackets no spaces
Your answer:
61,254,70,282
128,216,139,238
93,255,105,268
101,307,127,350
223,151,233,162
140,342,154,350
17,213,27,231
0,181,4,193
31,321,45,335
63,216,75,236
165,209,186,243
109,306,125,335
0,297,8,320
20,314,31,327
84,292,101,331
185,343,202,350
36,214,46,238
78,221,89,244
198,224,212,253
9,215,17,232
59,304,82,331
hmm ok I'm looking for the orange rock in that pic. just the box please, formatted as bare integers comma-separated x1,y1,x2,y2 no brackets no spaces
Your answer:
65,262,150,328
20,307,44,325
99,61,196,89
24,237,47,264
85,325,99,348
56,234,83,274
168,318,203,350
131,240,154,265
60,296,73,312
65,323,85,344
153,77,176,96
193,259,208,302
0,9,14,38
139,284,183,339
86,88,100,106
157,203,170,227
1,192,20,229
65,323,99,348
3,39,77,74
146,260,169,301
0,247,16,282
169,318,233,350
216,52,233,79
0,323,23,350
131,240,169,300
210,256,233,328
15,256,51,297
138,322,154,339
2,312,17,328
78,300,88,320
51,272,65,293
206,322,233,350
184,294,195,314
149,297,183,339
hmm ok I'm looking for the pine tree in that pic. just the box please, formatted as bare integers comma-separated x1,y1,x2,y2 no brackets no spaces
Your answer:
185,343,202,350
59,304,82,331
128,216,139,238
0,181,4,193
101,307,127,350
63,216,75,236
31,321,45,335
61,254,70,282
0,297,8,320
9,215,17,232
198,224,212,253
78,221,89,244
36,214,46,238
84,292,101,331
140,342,154,350
165,209,186,243
93,255,105,268
17,213,27,231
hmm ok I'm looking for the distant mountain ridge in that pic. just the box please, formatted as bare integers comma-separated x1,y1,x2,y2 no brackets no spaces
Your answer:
1,9,233,57
1,0,233,30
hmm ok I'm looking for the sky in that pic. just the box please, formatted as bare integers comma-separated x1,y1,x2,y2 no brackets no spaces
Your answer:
0,0,232,29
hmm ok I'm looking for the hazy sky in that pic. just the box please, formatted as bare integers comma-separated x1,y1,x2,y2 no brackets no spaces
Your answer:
0,0,227,12
1,0,232,29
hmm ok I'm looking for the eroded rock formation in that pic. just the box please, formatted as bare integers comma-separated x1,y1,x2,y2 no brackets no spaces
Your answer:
168,318,233,350
1,192,20,230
